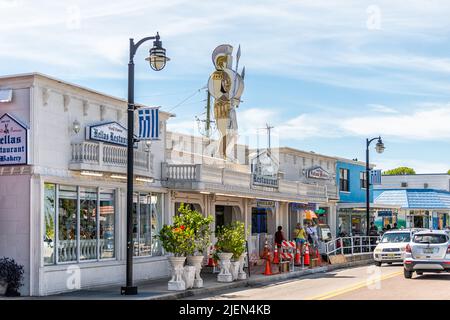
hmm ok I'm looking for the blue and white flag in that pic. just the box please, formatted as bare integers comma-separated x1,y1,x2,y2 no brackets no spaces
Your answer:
138,107,159,140
370,169,382,185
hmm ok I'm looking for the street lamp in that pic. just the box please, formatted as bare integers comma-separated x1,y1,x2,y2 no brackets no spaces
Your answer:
121,32,169,296
365,136,385,236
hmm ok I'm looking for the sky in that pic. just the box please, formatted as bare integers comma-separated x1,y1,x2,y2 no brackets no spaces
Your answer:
1,0,450,173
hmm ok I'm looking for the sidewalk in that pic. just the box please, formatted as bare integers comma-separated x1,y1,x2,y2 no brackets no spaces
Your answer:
34,255,374,300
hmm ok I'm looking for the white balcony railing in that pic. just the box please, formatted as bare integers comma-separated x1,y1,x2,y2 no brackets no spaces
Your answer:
162,163,330,201
70,141,150,173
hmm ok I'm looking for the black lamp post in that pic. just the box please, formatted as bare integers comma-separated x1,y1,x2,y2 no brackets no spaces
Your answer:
365,136,385,236
121,32,169,295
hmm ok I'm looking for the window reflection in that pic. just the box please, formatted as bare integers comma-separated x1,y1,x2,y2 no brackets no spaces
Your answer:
58,185,78,262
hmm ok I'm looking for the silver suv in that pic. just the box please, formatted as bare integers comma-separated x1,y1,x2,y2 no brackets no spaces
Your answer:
403,230,450,279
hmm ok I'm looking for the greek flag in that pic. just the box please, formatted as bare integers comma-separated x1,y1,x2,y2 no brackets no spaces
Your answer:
370,169,382,185
138,107,159,140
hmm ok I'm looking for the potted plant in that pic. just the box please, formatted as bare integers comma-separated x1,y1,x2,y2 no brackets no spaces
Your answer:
156,222,195,291
215,221,247,282
0,257,24,297
175,204,213,288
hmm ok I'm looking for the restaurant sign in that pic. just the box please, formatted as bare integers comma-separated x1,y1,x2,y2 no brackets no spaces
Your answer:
256,200,275,208
305,166,330,180
86,122,127,146
0,113,28,166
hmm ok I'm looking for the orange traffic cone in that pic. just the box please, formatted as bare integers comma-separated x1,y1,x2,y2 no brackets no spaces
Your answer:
262,240,269,259
263,254,273,275
316,248,322,266
273,244,280,264
304,244,310,266
294,247,301,266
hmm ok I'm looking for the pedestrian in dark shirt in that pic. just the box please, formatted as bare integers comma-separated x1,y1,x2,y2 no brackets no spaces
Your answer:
275,226,286,248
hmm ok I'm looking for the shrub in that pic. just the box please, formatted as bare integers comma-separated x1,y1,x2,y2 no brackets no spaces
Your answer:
215,221,248,260
0,257,24,296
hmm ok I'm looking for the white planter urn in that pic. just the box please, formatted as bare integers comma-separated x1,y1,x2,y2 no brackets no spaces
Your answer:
183,266,196,289
0,278,7,296
230,261,240,281
186,255,205,288
238,253,247,280
217,252,233,282
167,256,186,291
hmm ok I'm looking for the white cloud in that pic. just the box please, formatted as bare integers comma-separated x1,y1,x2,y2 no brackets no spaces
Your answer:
368,104,399,114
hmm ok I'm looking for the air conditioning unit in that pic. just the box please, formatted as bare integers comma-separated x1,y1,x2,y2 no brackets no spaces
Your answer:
424,183,429,189
401,182,408,188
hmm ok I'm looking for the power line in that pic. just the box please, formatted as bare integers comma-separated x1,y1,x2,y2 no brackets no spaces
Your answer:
167,85,207,112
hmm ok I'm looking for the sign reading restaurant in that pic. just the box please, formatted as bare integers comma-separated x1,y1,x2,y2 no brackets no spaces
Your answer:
0,113,28,166
305,166,330,180
86,122,127,146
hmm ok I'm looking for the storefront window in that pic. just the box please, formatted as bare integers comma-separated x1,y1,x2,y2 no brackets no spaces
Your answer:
45,183,116,264
100,190,115,259
151,194,163,256
80,187,97,260
58,185,78,263
43,183,56,265
140,194,152,256
133,192,164,257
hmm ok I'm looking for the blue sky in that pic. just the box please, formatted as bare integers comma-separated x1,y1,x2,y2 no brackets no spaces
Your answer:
2,0,450,172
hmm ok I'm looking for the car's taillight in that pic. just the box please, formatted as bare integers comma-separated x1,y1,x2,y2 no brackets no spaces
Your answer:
447,245,450,254
405,244,411,253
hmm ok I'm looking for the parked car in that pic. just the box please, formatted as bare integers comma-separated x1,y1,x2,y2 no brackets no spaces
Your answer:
403,230,450,279
373,229,424,266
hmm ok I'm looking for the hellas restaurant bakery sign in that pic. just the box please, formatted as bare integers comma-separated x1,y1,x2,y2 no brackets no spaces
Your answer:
0,113,28,166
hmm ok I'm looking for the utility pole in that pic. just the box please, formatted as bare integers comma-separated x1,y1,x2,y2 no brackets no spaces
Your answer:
265,123,274,150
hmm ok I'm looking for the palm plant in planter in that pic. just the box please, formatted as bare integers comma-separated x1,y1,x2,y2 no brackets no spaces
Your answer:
0,257,24,297
215,221,248,282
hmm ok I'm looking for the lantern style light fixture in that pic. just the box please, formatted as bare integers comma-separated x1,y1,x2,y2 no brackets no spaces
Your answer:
72,119,81,134
375,138,385,154
145,33,170,71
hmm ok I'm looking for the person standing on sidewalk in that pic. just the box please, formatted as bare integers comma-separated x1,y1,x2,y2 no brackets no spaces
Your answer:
274,226,286,248
294,223,307,251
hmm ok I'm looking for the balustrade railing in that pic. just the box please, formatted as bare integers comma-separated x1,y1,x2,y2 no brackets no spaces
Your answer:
57,239,112,262
71,141,149,171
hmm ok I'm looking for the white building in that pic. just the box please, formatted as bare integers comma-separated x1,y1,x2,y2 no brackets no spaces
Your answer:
375,173,450,192
0,73,172,296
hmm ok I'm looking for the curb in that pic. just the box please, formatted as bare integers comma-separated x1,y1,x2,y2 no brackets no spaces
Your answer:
148,258,375,300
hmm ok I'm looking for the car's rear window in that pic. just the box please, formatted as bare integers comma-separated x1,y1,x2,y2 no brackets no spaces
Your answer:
381,233,410,243
413,234,448,244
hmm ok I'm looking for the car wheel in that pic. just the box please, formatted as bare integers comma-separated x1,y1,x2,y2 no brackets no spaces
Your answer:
416,272,423,276
404,269,413,279
375,261,382,267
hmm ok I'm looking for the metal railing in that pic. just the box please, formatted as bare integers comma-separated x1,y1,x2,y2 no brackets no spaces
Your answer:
325,236,380,256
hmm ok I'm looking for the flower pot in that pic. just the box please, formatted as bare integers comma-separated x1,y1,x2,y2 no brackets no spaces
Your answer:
217,252,233,282
183,266,196,289
238,253,247,280
186,255,205,288
167,256,186,291
230,261,240,281
0,278,7,296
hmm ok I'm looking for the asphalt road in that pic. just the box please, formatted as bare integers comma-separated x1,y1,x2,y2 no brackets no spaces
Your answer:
188,264,450,300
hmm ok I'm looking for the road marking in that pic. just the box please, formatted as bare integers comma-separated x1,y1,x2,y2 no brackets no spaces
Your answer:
306,270,403,300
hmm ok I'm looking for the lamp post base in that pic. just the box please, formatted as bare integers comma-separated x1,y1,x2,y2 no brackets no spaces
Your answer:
121,286,138,295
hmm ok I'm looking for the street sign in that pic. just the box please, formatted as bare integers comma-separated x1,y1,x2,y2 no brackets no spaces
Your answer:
138,107,159,140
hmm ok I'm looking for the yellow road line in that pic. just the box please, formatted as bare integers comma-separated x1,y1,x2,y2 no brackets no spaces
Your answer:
306,271,403,300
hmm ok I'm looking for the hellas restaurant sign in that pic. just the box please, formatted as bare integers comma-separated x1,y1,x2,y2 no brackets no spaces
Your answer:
0,113,28,166
86,122,127,146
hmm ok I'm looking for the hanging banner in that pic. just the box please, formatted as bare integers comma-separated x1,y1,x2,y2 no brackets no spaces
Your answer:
0,113,28,166
138,107,159,140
